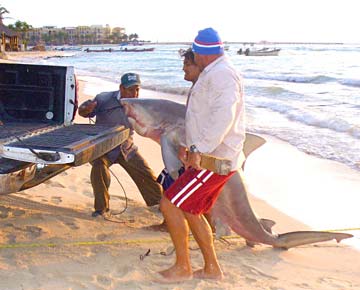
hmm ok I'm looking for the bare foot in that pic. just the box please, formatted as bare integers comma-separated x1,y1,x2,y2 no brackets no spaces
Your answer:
156,265,193,283
193,268,224,280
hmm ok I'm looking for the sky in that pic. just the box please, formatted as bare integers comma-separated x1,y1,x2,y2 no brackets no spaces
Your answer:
1,0,359,43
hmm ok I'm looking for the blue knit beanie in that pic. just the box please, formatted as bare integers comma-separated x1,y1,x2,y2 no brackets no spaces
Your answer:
192,27,224,55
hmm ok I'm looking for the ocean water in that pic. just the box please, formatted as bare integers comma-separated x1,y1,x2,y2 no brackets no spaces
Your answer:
17,43,360,248
26,43,360,173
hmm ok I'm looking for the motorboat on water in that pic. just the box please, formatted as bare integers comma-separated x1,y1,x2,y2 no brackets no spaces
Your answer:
237,47,281,56
119,47,155,52
84,47,155,53
54,46,82,51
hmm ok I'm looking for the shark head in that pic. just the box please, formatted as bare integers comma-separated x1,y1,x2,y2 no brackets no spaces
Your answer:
121,98,158,140
121,98,186,144
121,98,187,178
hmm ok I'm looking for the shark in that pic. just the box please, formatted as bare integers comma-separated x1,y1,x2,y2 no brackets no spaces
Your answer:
121,98,353,249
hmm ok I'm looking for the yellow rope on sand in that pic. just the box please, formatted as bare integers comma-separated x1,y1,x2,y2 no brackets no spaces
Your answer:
0,237,173,249
0,228,358,250
322,227,360,232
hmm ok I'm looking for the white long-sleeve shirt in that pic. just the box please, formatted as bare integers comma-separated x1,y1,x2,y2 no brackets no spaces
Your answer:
185,55,245,171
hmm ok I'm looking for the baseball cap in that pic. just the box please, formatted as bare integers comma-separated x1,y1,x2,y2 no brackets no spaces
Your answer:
192,27,224,55
121,73,141,88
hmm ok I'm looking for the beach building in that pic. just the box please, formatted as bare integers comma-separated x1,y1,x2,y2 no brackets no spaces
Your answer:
25,24,120,45
0,23,19,52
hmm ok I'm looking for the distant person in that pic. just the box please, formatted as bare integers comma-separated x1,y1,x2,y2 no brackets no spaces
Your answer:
78,73,163,217
158,27,246,282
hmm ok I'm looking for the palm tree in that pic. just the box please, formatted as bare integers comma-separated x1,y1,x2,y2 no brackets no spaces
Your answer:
0,5,9,25
8,20,32,47
8,20,32,33
128,33,139,42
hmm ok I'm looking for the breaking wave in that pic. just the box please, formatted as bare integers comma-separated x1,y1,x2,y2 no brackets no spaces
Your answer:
254,100,360,139
246,73,337,84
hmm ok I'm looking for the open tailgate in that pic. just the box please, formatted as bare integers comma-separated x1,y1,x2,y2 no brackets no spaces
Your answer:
0,124,129,166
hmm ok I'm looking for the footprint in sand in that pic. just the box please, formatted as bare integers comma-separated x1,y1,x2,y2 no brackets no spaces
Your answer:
6,233,17,243
68,185,77,192
96,275,113,287
245,277,258,284
62,219,80,230
82,190,93,198
44,180,66,188
12,209,26,217
114,264,134,279
318,277,352,289
50,196,62,204
25,226,43,239
95,233,108,241
4,225,43,242
0,207,24,218
31,213,44,220
293,282,311,289
0,206,10,218
242,263,278,281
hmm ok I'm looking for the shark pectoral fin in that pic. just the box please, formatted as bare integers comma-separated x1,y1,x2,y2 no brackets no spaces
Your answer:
243,133,266,159
259,218,276,234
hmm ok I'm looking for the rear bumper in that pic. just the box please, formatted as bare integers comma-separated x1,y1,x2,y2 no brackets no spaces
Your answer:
0,159,36,194
1,124,129,165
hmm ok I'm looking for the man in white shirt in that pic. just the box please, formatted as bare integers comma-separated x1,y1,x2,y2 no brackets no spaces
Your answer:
158,28,245,282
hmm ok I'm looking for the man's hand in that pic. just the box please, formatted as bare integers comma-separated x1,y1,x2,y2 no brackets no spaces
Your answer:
178,146,188,165
78,100,97,117
178,146,203,170
186,152,202,170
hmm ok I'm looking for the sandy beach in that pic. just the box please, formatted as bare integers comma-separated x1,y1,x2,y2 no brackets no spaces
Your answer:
1,50,69,61
1,53,360,289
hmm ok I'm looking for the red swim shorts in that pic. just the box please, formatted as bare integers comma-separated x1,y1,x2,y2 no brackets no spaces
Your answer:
164,168,235,215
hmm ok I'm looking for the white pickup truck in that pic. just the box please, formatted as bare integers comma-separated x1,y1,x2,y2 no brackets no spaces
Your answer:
0,63,129,194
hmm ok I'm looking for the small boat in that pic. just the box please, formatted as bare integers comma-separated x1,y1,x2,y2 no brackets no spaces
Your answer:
55,46,82,51
238,47,281,56
84,47,155,53
84,48,113,53
120,47,155,52
119,41,144,46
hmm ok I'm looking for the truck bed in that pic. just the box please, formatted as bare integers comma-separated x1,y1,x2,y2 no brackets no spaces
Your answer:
0,62,130,194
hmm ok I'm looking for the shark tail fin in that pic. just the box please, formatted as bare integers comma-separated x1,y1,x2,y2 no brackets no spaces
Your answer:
334,233,353,243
